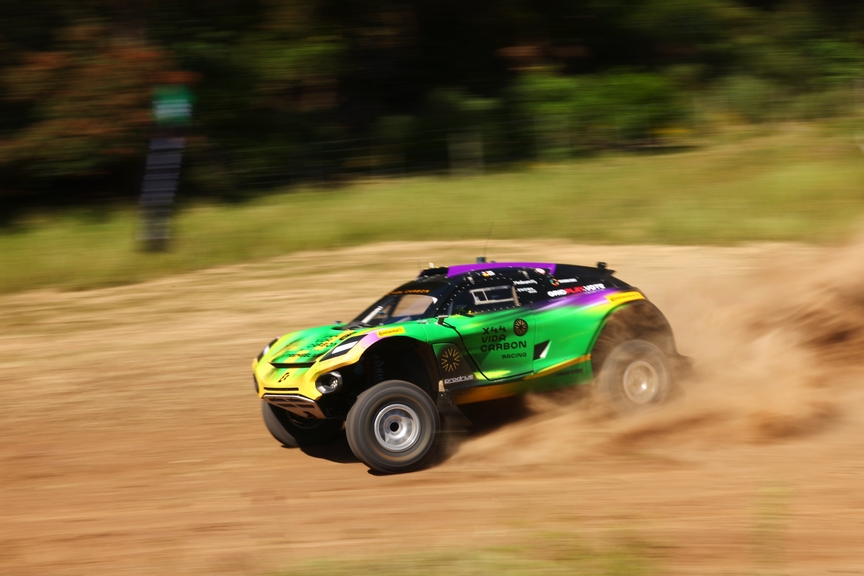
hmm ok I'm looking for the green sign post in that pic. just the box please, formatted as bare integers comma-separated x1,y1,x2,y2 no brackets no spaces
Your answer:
138,85,194,251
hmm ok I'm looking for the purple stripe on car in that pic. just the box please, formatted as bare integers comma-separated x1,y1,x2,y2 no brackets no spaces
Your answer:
446,262,556,277
532,288,616,311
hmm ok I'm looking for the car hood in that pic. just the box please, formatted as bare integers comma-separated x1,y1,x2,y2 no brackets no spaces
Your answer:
264,325,360,365
263,321,422,363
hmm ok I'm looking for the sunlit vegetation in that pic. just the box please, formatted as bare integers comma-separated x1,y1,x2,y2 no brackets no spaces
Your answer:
2,123,863,293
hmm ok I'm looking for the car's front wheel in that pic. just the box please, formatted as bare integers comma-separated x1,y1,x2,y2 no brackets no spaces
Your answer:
596,339,671,411
261,401,343,448
346,380,440,474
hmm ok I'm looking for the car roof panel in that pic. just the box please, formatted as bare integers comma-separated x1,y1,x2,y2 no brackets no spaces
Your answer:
445,262,556,277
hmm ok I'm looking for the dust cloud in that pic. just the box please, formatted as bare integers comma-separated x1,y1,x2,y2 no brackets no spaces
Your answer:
452,232,864,465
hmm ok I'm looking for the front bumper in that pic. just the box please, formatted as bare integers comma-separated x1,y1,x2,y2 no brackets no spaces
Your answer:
253,356,338,420
261,393,326,419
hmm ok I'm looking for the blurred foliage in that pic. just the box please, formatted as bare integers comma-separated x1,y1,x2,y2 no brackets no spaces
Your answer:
510,71,682,156
3,123,862,293
1,23,183,178
1,0,864,203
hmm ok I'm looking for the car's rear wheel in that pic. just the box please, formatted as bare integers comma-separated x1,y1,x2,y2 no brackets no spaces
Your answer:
261,401,343,448
596,339,671,411
346,380,440,474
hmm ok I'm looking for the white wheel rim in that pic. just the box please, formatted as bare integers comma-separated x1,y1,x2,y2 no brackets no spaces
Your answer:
373,403,420,452
622,360,659,404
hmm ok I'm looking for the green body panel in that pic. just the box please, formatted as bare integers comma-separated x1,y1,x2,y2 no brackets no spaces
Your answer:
525,299,615,392
424,308,534,380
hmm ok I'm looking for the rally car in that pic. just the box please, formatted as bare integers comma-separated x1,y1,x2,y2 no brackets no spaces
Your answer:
252,260,684,473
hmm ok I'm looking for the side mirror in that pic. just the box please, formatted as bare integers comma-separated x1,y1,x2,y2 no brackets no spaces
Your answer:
436,315,448,325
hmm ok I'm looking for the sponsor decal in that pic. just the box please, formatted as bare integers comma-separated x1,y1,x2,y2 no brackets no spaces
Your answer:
483,325,507,334
533,268,548,275
390,288,431,295
480,325,527,352
444,374,474,385
283,335,343,353
279,349,321,358
606,291,645,304
558,277,579,284
549,278,559,287
480,270,496,277
513,279,537,286
287,336,335,351
517,287,537,294
440,347,461,372
547,283,605,298
376,326,406,337
277,372,291,382
554,367,583,377
502,352,527,359
481,340,527,353
513,318,529,337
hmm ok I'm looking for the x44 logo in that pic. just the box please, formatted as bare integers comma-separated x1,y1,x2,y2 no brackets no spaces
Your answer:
482,325,507,343
482,325,507,334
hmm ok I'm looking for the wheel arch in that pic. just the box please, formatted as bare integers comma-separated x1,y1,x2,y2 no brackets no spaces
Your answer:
358,336,439,399
588,300,679,375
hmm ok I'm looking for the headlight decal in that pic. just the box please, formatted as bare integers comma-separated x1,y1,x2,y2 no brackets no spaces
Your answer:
321,334,366,360
257,337,280,362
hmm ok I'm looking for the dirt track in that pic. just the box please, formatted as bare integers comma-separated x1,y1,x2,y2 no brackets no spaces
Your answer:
3,239,864,575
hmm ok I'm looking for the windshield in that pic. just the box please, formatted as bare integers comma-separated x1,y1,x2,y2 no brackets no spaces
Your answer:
349,280,451,327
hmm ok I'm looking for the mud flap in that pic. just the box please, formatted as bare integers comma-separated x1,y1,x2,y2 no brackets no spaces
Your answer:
671,353,693,380
436,389,473,427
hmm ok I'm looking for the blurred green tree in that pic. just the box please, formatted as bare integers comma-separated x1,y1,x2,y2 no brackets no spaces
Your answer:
0,0,863,203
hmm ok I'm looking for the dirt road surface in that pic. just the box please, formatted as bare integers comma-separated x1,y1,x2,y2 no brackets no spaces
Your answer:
2,239,864,575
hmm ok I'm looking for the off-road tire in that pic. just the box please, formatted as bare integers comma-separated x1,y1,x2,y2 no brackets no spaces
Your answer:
596,339,671,411
261,401,343,448
346,380,440,474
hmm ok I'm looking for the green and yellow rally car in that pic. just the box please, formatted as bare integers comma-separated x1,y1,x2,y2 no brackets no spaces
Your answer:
252,260,684,473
